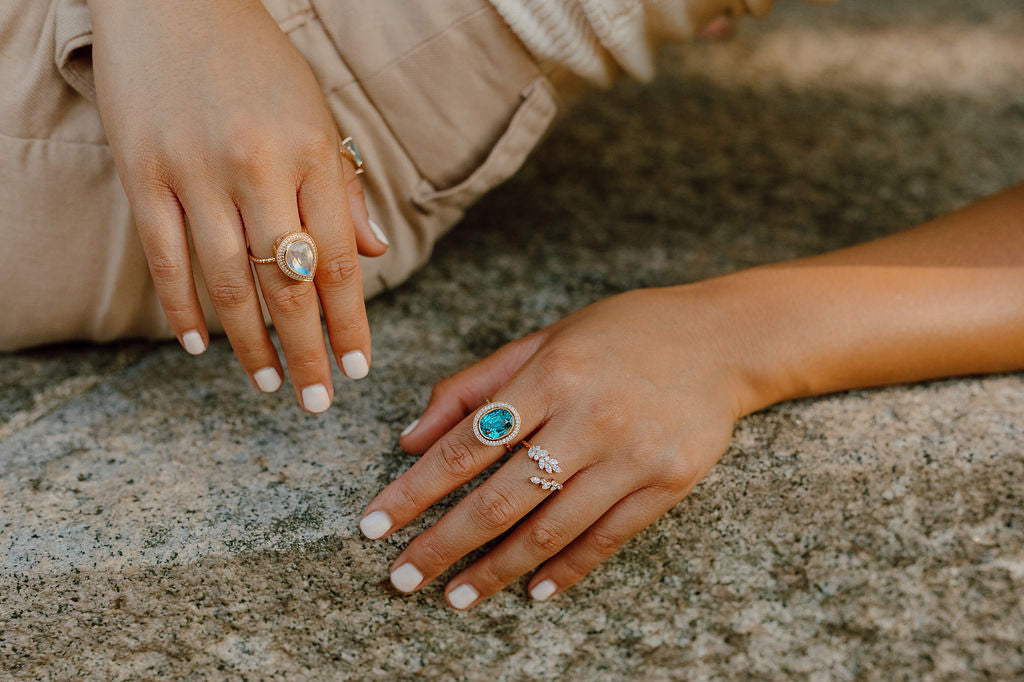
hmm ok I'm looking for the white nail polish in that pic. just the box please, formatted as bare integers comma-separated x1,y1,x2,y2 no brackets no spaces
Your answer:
181,330,205,355
253,367,282,393
301,384,331,413
448,584,479,610
368,219,389,246
530,579,557,601
400,418,420,438
390,563,423,593
359,510,392,540
341,351,369,380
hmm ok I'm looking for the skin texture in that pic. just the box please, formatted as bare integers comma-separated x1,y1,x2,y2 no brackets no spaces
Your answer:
87,0,386,411
362,183,1024,609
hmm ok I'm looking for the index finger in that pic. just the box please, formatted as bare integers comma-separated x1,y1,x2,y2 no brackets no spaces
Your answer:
358,386,549,541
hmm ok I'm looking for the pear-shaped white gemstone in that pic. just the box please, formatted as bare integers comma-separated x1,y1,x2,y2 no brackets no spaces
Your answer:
285,240,314,277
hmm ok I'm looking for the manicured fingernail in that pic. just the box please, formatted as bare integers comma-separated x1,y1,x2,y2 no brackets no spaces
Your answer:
390,563,423,593
253,367,282,393
301,384,331,413
181,330,205,355
341,351,369,380
359,510,391,539
530,579,557,601
368,219,389,246
448,584,479,610
400,418,420,438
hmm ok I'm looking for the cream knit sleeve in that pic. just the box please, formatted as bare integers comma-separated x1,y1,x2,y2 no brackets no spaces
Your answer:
488,0,829,87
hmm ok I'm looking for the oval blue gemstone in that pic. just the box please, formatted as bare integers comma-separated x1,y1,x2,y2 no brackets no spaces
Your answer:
479,408,514,441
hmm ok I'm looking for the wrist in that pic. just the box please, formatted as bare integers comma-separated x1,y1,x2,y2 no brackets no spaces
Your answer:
682,268,816,417
689,205,1024,418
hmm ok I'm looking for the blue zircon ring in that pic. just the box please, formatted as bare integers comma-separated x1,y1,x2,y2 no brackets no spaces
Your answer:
473,400,521,447
248,230,318,282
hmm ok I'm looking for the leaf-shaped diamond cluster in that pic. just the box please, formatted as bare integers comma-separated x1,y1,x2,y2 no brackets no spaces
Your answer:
528,445,561,474
529,476,563,491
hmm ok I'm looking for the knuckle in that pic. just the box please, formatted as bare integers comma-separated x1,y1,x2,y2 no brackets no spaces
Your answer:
265,282,314,316
317,253,362,289
131,147,175,187
589,528,622,556
328,312,366,338
392,482,423,515
665,457,698,491
416,536,450,570
428,374,476,414
435,436,479,480
206,276,256,311
430,376,456,402
539,345,589,395
298,128,337,164
558,552,591,581
281,349,323,376
147,252,190,284
589,399,633,437
528,521,567,555
472,558,506,588
160,300,198,320
470,485,518,532
222,129,276,181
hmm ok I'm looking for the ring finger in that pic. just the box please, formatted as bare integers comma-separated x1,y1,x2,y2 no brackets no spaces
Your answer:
177,187,284,393
441,458,636,609
240,179,333,413
298,147,371,381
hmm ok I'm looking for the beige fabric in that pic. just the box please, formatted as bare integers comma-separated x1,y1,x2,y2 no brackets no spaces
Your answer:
0,0,563,350
489,0,837,86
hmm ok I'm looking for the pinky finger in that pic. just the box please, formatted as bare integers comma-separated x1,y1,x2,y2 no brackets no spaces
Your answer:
340,148,388,256
133,186,208,355
526,486,680,601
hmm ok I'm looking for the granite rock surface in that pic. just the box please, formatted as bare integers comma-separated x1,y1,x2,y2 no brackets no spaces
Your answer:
3,0,1023,679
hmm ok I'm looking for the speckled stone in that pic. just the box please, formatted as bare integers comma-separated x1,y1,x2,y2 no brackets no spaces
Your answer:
2,1,1023,679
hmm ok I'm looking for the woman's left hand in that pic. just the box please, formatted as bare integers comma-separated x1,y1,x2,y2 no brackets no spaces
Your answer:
367,185,1024,607
358,285,760,608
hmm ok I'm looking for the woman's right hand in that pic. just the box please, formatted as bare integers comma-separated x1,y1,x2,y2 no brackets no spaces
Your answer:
87,0,387,412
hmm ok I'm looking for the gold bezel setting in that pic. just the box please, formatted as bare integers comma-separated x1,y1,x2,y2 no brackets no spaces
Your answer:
472,401,521,446
273,231,318,282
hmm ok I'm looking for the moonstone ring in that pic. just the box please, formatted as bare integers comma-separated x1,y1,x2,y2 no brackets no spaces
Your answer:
248,230,318,282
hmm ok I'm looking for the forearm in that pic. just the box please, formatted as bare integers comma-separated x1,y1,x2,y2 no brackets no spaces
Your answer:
703,182,1024,415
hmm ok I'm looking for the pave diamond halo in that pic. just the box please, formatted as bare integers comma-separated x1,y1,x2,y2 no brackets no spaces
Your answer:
472,401,521,447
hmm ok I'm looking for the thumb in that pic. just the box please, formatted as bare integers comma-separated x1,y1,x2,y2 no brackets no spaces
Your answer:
400,331,547,453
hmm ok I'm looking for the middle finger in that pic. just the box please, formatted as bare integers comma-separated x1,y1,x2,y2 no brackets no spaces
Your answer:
239,179,333,413
442,458,636,609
